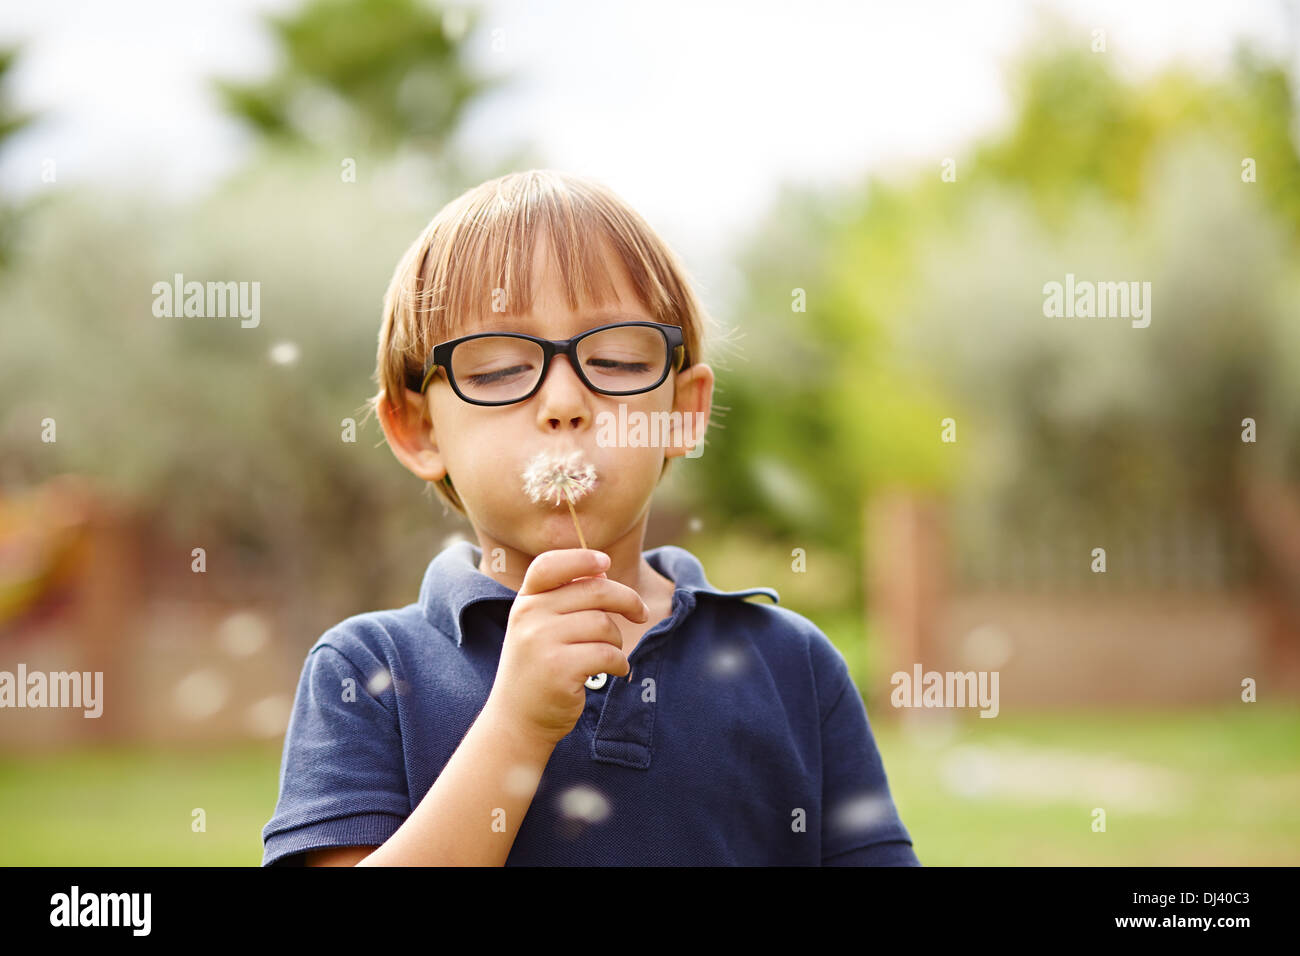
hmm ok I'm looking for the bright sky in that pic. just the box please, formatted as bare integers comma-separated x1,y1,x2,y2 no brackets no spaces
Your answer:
1,0,1296,288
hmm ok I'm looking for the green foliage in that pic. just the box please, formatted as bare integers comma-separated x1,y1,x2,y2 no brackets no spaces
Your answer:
5,18,1298,629
0,6,542,624
974,38,1300,244
0,44,40,270
212,0,499,156
0,46,35,147
0,168,464,624
706,26,1300,568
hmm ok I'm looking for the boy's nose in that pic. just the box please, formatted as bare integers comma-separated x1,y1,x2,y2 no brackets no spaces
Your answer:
536,354,590,429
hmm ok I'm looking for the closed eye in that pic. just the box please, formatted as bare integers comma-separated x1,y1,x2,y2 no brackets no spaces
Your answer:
587,359,652,372
466,365,533,385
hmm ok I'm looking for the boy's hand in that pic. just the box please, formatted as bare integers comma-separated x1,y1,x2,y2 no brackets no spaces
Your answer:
485,549,649,749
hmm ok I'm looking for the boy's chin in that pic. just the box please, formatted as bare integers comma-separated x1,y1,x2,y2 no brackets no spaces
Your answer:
532,520,596,551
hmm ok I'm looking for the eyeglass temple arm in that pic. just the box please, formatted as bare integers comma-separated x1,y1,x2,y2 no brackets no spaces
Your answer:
417,362,439,393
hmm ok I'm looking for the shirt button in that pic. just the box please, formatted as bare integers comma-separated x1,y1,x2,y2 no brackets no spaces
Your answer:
585,673,608,690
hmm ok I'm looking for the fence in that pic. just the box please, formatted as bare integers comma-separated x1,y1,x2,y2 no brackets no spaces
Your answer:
866,489,1300,710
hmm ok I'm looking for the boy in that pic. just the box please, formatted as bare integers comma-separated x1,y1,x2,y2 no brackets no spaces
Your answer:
260,170,920,866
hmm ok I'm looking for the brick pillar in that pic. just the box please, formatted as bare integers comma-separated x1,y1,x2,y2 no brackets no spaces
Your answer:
865,490,949,684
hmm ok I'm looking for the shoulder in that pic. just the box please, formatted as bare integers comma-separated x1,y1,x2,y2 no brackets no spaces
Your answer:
296,604,433,699
698,596,853,721
310,607,397,660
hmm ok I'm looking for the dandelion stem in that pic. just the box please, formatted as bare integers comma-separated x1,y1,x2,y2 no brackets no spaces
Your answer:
565,493,588,549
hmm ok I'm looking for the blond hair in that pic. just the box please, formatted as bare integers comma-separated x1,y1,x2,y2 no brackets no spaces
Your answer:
363,169,720,518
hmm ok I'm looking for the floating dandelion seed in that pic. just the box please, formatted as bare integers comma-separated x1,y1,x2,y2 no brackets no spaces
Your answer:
709,646,745,677
522,449,598,548
269,341,300,365
828,791,893,837
558,784,611,824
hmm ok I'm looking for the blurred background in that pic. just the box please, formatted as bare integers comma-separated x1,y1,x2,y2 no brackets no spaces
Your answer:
1,0,1298,865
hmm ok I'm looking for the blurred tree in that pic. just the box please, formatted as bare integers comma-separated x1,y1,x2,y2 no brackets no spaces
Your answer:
974,40,1300,244
212,0,501,161
0,44,39,270
0,47,34,148
0,3,541,635
708,21,1300,620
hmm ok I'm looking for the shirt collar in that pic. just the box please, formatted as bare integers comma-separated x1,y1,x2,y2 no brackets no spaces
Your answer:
420,539,780,647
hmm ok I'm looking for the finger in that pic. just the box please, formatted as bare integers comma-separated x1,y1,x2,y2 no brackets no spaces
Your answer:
567,642,631,681
553,608,628,649
519,549,610,596
549,576,649,623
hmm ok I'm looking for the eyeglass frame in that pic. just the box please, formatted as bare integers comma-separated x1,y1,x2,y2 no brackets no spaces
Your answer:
407,320,688,406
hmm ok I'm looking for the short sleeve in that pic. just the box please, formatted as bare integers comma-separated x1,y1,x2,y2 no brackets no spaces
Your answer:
260,641,411,866
815,638,921,866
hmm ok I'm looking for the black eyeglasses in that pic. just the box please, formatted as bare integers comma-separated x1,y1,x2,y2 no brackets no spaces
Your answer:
407,321,688,406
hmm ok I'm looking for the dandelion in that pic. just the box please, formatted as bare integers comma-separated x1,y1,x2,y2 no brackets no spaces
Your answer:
521,449,598,548
523,450,620,687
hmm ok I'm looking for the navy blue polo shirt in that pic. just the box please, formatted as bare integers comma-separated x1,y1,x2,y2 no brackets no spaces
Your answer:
261,540,920,866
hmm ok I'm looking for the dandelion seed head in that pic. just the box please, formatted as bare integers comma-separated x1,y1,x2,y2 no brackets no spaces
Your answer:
521,449,598,506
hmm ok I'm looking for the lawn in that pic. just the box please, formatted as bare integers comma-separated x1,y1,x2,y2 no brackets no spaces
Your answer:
0,704,1296,865
871,703,1300,865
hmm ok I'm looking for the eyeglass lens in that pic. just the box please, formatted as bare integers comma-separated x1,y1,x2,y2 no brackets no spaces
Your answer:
450,325,667,402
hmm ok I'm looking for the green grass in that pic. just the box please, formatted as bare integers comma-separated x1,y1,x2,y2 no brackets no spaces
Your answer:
0,741,283,866
870,704,1300,865
1,705,1296,865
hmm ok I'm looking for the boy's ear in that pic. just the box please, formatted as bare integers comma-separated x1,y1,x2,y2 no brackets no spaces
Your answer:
379,388,447,482
665,362,713,461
